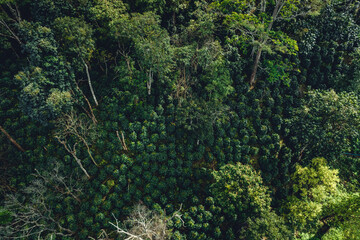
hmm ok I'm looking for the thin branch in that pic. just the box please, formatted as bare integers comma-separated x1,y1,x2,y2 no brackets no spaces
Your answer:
116,130,128,151
6,3,21,23
110,203,183,240
55,136,91,179
0,18,22,44
1,177,74,239
33,165,82,203
71,85,98,124
147,68,153,95
82,59,98,106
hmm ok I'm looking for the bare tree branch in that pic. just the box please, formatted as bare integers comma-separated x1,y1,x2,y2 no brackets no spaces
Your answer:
116,130,128,151
55,111,100,178
110,203,183,240
0,174,75,239
55,137,91,179
71,84,98,124
33,162,83,203
88,229,113,240
58,111,98,165
0,4,22,45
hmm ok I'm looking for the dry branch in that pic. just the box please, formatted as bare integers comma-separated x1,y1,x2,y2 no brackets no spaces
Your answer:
116,130,128,151
0,125,25,152
110,203,183,240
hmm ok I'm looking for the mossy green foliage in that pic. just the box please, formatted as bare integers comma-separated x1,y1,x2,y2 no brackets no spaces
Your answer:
0,208,12,225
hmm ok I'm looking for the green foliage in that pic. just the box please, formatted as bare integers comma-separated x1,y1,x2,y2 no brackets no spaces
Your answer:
90,0,127,22
199,41,234,101
175,99,231,141
18,21,57,65
211,162,271,224
53,16,95,69
16,66,73,122
264,59,293,85
321,190,360,239
285,157,340,232
292,3,360,91
2,1,360,239
286,89,360,164
241,211,293,240
292,158,339,199
214,0,319,85
15,20,75,122
287,90,359,162
0,208,12,225
110,11,173,95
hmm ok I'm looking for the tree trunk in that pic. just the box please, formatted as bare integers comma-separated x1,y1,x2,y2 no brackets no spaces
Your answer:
249,47,262,87
249,1,282,88
0,125,25,152
268,1,282,31
83,60,98,106
147,69,153,95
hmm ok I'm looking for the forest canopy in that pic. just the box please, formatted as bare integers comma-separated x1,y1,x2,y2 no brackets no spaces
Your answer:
1,0,360,239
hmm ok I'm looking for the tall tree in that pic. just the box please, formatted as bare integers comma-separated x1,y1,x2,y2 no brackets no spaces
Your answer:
15,21,74,123
53,16,98,106
285,89,360,165
111,12,173,96
214,0,327,87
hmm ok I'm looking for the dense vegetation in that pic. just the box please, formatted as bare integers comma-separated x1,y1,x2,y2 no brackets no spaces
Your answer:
1,0,360,239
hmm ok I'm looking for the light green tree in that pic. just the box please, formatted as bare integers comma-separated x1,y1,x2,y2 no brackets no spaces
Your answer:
285,157,340,233
321,191,360,239
113,12,173,95
211,162,271,222
14,21,74,123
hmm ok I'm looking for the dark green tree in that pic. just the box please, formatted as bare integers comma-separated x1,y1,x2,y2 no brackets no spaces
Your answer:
285,89,360,165
15,21,74,123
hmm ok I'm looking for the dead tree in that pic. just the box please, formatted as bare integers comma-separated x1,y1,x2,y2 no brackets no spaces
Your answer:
55,111,99,179
110,203,183,240
0,178,74,239
34,162,83,203
72,81,98,124
88,229,112,240
147,68,153,95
